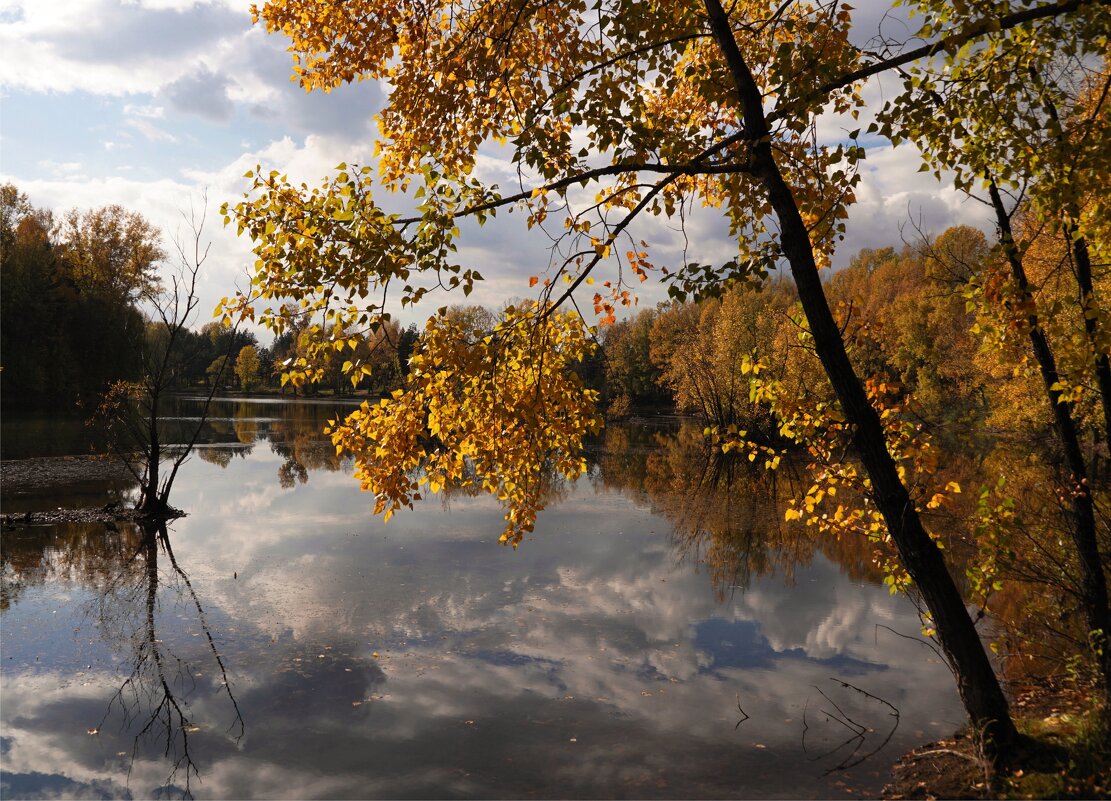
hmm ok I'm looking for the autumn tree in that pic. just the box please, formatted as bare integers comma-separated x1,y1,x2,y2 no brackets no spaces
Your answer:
327,303,601,544
227,0,1104,747
602,307,665,416
206,355,231,390
649,281,796,429
822,230,989,432
0,186,63,402
235,344,262,391
885,5,1110,698
56,204,163,302
443,304,498,337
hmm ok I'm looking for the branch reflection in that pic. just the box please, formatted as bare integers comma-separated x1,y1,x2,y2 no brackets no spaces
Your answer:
1,520,244,799
91,521,243,798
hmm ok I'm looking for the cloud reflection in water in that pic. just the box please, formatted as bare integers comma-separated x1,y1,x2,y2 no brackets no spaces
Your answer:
1,401,964,799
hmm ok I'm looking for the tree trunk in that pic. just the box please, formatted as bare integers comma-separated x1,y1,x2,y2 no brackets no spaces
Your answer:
989,184,1111,699
1033,82,1111,447
1069,229,1111,449
142,390,162,515
702,0,1017,749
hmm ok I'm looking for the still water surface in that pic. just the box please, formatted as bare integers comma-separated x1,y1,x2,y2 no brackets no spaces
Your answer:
1,398,965,799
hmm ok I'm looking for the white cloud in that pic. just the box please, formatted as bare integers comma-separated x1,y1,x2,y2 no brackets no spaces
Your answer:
122,103,165,118
37,159,85,179
126,116,178,142
134,0,254,10
0,0,249,95
165,66,235,121
840,143,991,262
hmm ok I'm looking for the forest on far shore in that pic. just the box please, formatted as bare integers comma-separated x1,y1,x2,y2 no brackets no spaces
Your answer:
4,181,1102,458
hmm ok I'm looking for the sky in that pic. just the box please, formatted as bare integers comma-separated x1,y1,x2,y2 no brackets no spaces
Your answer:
0,0,993,341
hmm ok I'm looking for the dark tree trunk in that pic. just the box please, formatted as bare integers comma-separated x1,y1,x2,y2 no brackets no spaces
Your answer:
989,184,1111,699
702,0,1017,749
1070,229,1111,449
141,390,164,516
1034,84,1111,448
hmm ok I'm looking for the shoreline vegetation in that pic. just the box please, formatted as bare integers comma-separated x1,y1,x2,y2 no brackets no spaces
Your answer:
885,677,1108,800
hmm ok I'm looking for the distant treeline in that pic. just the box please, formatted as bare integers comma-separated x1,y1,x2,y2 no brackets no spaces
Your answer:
598,222,1105,446
0,185,422,411
0,185,272,411
2,184,157,410
3,182,1098,449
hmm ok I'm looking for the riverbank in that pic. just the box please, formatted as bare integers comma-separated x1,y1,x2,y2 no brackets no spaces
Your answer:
883,677,1108,799
0,453,142,523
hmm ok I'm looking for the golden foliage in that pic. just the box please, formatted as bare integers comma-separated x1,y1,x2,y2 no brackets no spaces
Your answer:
327,303,601,544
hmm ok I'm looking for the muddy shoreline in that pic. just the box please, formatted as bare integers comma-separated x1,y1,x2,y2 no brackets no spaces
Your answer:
0,454,152,526
1,454,135,494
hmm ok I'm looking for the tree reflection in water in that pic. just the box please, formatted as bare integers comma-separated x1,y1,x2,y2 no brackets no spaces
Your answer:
1,520,244,799
267,402,345,489
187,400,347,488
596,421,895,598
4,410,978,790
596,420,905,772
91,521,244,798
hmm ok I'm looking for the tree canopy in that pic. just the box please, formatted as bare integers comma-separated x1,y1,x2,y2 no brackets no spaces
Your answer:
226,0,1109,745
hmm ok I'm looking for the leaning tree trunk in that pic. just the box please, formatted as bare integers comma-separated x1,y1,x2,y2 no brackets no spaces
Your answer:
703,0,1017,750
1035,85,1111,449
1070,230,1111,448
989,183,1111,700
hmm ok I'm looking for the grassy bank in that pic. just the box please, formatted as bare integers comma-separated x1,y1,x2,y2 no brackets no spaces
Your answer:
884,679,1109,799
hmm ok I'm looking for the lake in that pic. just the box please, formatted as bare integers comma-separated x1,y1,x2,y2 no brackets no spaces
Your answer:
1,397,966,799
